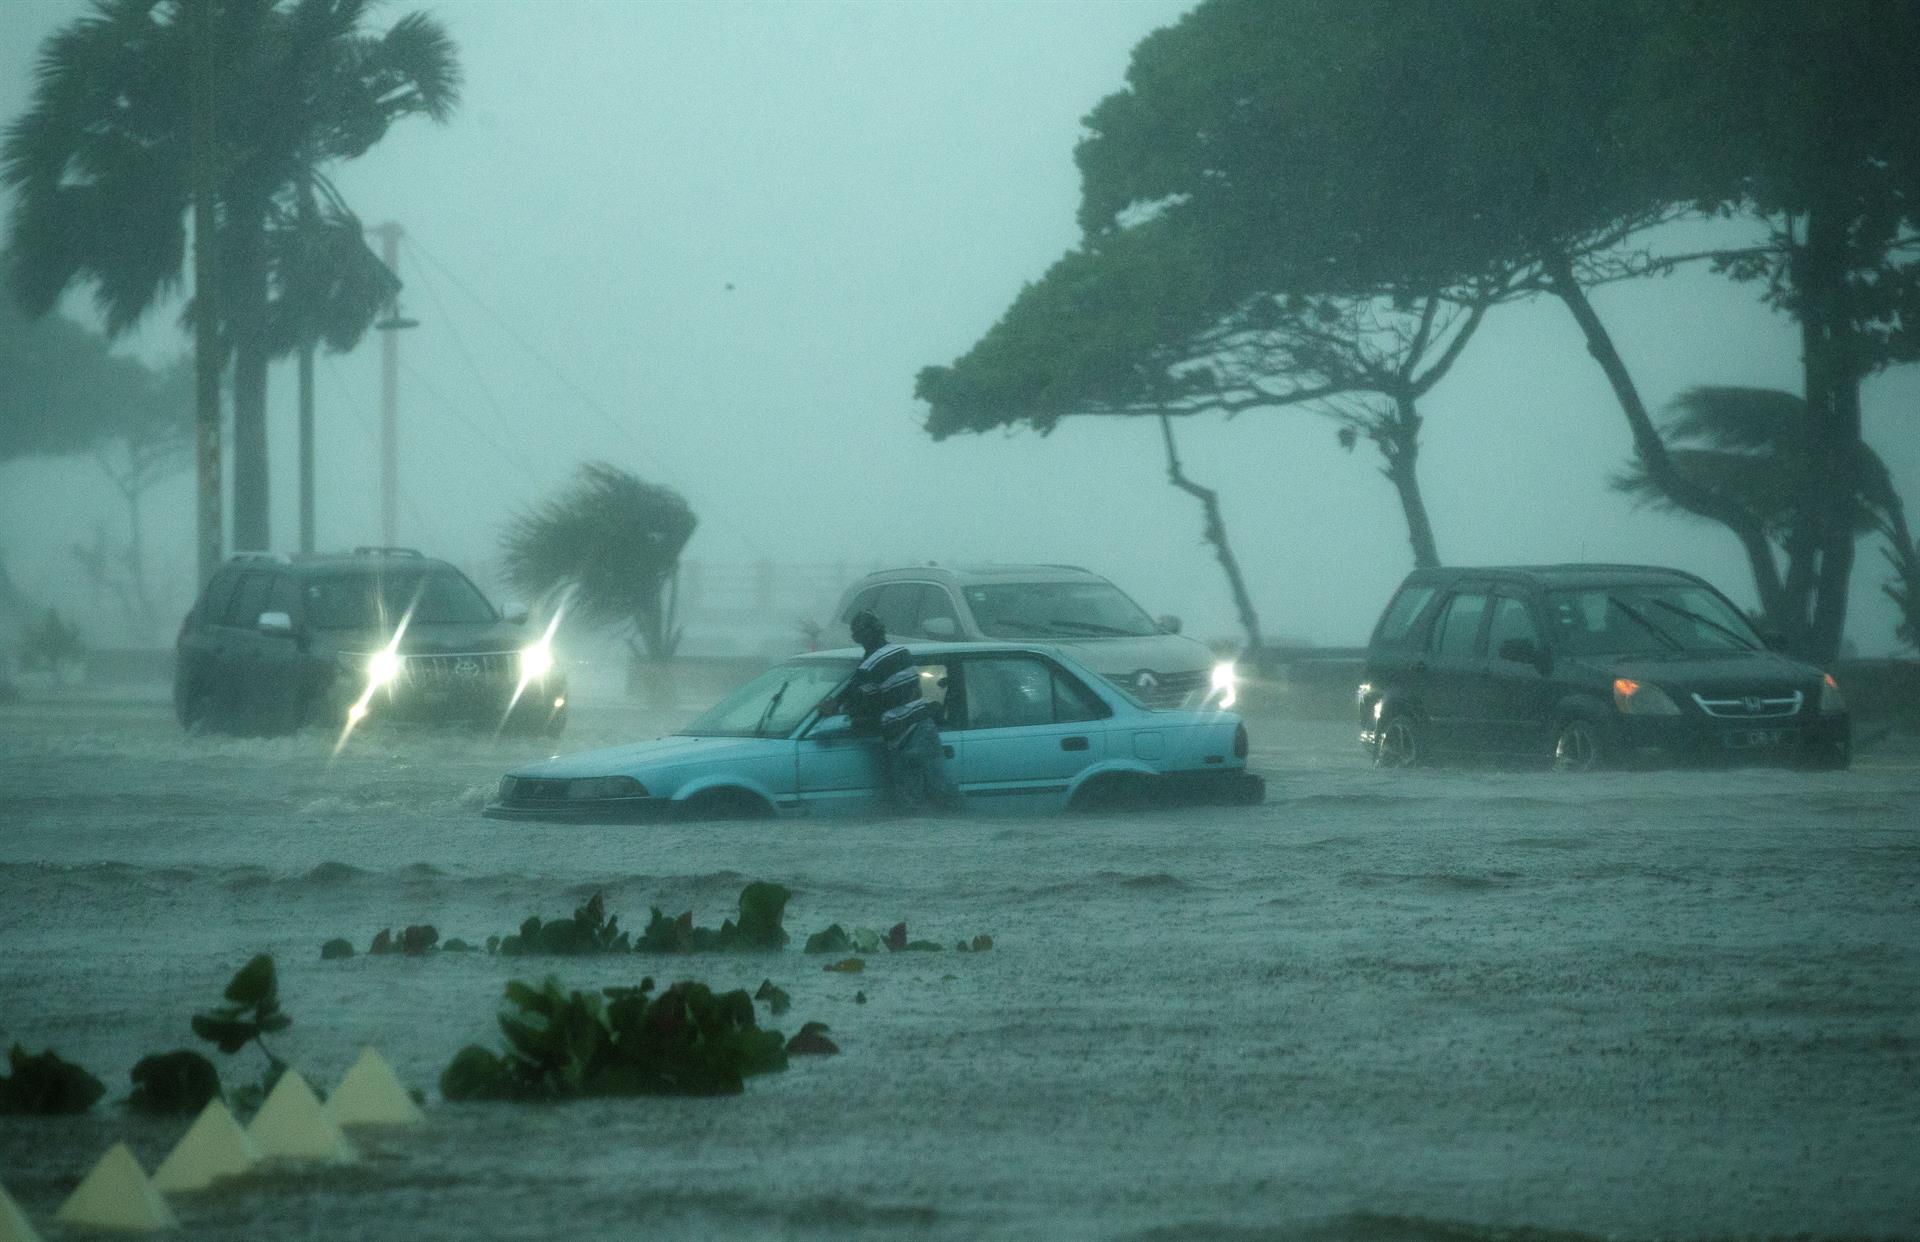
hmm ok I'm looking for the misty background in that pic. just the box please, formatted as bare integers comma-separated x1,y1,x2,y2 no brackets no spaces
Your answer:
3,0,1916,654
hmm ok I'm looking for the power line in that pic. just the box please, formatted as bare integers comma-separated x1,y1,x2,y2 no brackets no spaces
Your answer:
400,232,763,556
397,357,531,473
404,245,550,464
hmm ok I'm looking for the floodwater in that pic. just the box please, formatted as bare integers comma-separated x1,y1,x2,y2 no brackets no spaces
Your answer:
2,683,1917,1240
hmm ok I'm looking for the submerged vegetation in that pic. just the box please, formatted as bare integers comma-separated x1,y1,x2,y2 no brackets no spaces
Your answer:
440,976,789,1100
191,954,291,1109
0,1044,105,1115
127,1049,222,1116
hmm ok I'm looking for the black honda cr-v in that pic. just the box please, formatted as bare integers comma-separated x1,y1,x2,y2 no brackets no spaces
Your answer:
174,548,566,737
1357,564,1850,771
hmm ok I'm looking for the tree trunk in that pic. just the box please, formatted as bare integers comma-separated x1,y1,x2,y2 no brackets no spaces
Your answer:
1159,416,1262,656
1796,206,1862,663
187,0,222,582
1375,395,1440,569
298,344,315,553
229,203,271,552
1546,251,1789,618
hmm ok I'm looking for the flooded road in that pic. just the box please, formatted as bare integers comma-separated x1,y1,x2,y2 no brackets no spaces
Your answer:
2,685,1917,1240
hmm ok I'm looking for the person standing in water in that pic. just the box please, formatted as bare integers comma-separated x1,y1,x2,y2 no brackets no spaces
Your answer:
827,610,960,813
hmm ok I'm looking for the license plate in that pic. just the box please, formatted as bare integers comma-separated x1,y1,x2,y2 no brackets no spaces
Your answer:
1723,728,1794,749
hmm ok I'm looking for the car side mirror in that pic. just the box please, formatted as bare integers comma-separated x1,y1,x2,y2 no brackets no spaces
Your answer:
808,713,855,741
257,611,294,637
501,602,530,625
1498,637,1547,670
923,616,958,639
1157,614,1183,635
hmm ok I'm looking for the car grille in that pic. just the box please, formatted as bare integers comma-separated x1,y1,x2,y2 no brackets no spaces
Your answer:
1112,669,1209,708
502,777,569,802
403,651,516,685
1690,689,1804,719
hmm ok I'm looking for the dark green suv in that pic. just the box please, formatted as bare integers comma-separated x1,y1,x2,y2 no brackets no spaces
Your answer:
173,548,566,737
1358,564,1850,771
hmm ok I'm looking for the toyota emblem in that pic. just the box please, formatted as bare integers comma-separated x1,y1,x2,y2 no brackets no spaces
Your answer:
454,657,481,679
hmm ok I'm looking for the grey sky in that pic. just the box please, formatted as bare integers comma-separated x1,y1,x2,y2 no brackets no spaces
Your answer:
2,0,1916,653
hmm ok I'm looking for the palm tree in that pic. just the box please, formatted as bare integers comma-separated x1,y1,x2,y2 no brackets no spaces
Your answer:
1614,386,1902,650
3,0,458,555
501,464,700,680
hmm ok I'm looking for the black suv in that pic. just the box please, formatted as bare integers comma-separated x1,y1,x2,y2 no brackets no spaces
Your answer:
1357,564,1850,771
174,548,566,737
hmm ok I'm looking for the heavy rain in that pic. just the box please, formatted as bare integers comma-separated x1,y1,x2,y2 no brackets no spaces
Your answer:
1,2,1916,1239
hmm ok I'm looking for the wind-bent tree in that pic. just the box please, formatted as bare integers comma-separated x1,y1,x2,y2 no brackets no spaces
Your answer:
501,464,699,676
4,0,458,555
1615,387,1904,637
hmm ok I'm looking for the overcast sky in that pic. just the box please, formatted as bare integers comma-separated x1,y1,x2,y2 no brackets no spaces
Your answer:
2,0,1917,654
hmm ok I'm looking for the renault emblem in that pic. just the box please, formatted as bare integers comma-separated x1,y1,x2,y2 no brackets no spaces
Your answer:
1742,695,1763,714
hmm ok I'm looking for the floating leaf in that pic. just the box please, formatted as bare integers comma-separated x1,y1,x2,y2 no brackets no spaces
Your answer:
823,958,864,974
804,924,851,955
320,938,354,960
754,979,791,1015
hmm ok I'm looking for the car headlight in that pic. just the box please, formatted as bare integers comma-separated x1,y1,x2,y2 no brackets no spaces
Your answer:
1612,677,1680,716
1211,661,1238,709
520,641,555,681
1819,673,1847,714
366,648,403,689
567,776,646,801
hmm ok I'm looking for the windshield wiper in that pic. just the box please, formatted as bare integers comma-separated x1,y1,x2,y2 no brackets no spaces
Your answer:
1645,597,1759,651
1046,618,1138,636
1606,595,1682,651
752,680,790,737
989,620,1056,636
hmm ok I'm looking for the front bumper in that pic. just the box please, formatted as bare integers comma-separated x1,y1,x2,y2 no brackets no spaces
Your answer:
482,794,663,823
1612,710,1850,768
331,677,568,726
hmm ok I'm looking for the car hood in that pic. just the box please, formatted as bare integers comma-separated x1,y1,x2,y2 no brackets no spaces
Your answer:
1029,633,1214,677
1565,648,1818,692
508,734,785,780
314,621,533,655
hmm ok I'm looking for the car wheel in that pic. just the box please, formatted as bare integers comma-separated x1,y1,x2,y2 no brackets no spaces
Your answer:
678,788,771,821
1804,738,1850,771
1373,715,1420,769
1552,717,1606,773
181,687,221,736
1070,773,1157,812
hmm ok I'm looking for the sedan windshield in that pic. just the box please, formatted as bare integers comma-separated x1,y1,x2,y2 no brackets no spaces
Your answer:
1546,585,1762,657
679,660,854,738
963,581,1160,639
305,570,499,630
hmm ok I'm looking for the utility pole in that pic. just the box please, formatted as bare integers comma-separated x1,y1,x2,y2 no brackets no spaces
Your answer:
187,0,222,582
371,223,417,546
296,175,317,555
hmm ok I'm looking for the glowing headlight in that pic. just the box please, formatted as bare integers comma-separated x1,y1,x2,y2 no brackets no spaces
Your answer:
1612,677,1679,716
366,649,403,688
520,642,554,681
1819,673,1846,714
1210,661,1238,709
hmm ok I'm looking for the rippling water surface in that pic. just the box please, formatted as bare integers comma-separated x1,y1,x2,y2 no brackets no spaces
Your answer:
2,686,1917,1240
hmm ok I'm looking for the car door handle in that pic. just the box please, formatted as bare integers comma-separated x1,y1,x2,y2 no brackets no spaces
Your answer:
1060,736,1089,752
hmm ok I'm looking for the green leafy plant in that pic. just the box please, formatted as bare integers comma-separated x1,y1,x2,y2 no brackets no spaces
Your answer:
440,975,790,1101
191,954,290,1108
754,979,791,1015
785,1023,839,1056
633,882,791,953
320,938,354,960
497,893,630,955
0,1044,105,1114
127,1049,221,1116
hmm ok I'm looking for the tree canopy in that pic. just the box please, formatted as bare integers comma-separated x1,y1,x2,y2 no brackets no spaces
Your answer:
0,296,189,463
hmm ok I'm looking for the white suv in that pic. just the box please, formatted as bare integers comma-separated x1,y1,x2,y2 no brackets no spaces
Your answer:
830,564,1232,709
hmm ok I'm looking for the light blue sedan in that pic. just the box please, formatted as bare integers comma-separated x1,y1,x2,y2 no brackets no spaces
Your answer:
483,642,1262,820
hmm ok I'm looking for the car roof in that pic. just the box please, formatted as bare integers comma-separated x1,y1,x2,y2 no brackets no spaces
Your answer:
220,550,460,576
1398,563,1709,591
845,564,1108,587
